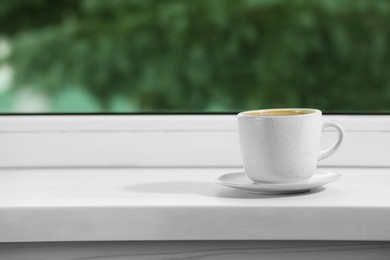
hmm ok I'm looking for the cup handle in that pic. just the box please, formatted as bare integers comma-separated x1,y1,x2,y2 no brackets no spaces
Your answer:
318,120,344,161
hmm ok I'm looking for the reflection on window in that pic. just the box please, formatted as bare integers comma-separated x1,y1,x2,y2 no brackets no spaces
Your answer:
0,0,389,113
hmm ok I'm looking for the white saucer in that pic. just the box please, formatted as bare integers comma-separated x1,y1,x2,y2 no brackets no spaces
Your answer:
216,170,341,195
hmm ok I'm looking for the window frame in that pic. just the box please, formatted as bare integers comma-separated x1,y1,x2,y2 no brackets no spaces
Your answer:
0,114,388,168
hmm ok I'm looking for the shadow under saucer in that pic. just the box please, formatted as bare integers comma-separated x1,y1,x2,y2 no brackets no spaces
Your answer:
124,181,326,199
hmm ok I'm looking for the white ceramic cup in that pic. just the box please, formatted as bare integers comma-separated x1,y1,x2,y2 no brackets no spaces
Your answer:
237,108,344,183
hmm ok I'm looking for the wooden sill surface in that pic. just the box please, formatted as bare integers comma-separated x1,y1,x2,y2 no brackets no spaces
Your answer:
0,167,389,242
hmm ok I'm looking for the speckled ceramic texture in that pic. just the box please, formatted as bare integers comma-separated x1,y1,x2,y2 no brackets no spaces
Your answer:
238,108,344,183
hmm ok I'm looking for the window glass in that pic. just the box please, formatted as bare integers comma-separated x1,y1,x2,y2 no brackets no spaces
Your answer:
0,0,389,113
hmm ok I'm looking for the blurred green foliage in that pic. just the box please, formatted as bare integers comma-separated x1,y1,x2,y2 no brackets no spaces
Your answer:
1,0,390,113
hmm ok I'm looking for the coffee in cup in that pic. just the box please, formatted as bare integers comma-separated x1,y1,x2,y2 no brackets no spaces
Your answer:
237,108,344,183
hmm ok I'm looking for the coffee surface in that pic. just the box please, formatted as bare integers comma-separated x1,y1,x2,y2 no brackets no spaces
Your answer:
244,109,313,116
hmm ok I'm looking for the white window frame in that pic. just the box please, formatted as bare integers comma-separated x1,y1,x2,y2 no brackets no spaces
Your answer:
0,114,388,168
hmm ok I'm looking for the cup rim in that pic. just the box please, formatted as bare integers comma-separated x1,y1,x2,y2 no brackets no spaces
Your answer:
237,108,321,118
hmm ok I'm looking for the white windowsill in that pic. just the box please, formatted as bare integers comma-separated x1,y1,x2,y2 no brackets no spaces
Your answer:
1,114,390,243
1,166,390,242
